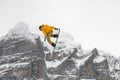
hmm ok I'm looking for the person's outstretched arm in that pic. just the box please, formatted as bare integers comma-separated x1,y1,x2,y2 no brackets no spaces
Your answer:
50,26,58,30
42,30,47,42
44,37,46,42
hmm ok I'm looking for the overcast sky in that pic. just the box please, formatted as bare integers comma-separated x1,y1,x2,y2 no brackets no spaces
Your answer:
0,0,120,57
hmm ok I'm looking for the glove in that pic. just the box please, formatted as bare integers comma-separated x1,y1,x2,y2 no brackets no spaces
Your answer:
44,37,46,42
54,28,58,30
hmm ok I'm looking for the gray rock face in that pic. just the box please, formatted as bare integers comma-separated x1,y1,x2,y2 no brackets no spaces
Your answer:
47,48,114,80
0,36,48,80
0,23,48,80
0,22,119,80
30,59,47,80
79,48,113,80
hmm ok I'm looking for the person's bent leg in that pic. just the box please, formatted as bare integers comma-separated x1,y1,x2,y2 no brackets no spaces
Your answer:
51,34,58,38
47,33,56,47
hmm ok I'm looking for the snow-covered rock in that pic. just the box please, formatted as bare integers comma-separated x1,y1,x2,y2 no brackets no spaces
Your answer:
93,55,105,63
4,22,37,43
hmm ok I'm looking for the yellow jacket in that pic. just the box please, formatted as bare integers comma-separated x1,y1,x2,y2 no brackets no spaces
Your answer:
41,24,55,37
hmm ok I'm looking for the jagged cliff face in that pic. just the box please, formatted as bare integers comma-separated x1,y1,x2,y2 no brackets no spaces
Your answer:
0,22,119,80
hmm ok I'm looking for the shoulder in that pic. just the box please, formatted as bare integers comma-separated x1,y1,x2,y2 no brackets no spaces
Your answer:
42,24,55,29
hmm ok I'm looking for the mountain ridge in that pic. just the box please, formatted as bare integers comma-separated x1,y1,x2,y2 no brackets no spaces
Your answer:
0,22,119,80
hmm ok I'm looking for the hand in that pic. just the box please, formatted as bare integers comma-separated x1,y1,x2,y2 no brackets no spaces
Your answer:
54,28,58,30
44,37,46,42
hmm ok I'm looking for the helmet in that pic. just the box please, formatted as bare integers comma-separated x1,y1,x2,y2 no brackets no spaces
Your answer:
39,25,42,30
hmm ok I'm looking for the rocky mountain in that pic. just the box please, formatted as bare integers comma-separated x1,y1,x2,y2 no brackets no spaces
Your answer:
0,22,119,80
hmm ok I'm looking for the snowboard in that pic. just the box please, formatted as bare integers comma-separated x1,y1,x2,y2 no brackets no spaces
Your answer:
52,28,60,54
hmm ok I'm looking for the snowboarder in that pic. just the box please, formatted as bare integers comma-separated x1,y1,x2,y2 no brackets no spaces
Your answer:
39,24,59,47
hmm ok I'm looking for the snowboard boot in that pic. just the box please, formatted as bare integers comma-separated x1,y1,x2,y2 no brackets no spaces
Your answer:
53,34,58,38
52,43,56,47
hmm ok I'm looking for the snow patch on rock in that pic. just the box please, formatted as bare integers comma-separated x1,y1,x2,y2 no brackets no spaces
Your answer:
45,57,68,68
4,22,37,43
73,53,92,67
93,56,105,63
